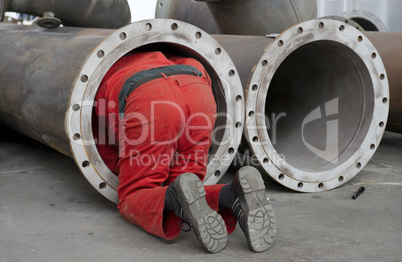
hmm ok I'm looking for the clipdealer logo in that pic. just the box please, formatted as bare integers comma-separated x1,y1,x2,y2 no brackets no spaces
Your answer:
302,98,339,164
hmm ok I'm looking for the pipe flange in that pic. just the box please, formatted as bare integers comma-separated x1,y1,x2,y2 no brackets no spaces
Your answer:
245,19,389,192
66,19,244,203
342,10,387,32
0,0,6,22
320,15,365,32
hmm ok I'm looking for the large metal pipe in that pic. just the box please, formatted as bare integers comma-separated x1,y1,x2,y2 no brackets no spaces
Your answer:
156,0,317,35
341,10,387,32
0,0,5,21
213,19,389,192
317,0,402,32
156,0,219,34
0,20,245,203
201,0,317,34
0,22,114,35
364,32,402,133
0,0,131,28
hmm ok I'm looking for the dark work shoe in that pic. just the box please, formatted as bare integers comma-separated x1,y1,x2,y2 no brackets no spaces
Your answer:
166,173,227,253
230,166,277,252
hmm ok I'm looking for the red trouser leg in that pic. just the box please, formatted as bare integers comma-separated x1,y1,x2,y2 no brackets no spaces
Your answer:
118,76,183,239
167,75,237,235
118,75,236,240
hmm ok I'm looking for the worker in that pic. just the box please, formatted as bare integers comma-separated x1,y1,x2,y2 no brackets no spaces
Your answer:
92,51,276,253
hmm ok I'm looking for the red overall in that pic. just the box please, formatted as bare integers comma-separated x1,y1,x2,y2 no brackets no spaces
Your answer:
93,51,236,239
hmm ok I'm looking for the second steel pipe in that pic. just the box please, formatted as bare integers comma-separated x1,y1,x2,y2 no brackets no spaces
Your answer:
213,19,389,192
365,32,402,133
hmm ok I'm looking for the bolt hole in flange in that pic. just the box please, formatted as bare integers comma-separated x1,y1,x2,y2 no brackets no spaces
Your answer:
80,75,88,83
99,182,107,189
97,50,105,58
82,161,90,168
72,104,80,111
171,23,178,30
119,32,127,40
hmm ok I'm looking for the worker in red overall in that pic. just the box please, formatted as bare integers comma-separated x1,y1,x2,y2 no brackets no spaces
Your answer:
92,51,276,253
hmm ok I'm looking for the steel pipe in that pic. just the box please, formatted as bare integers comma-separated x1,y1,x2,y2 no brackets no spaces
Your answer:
0,0,131,28
201,0,317,34
364,32,402,133
0,0,5,21
0,22,114,35
317,0,402,32
0,20,245,203
341,10,387,32
156,0,219,34
213,19,389,192
156,0,317,35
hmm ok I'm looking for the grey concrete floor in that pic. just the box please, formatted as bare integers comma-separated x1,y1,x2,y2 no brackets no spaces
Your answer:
0,126,401,262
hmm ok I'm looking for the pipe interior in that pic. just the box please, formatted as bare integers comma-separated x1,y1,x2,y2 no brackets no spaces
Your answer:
350,17,379,31
265,40,374,172
92,43,227,174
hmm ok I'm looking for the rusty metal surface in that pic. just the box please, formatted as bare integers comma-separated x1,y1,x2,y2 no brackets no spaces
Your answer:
1,0,131,28
365,32,402,133
156,0,317,35
0,28,105,156
0,20,245,202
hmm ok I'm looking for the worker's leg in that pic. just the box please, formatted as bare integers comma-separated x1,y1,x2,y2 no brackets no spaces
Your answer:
165,74,216,183
166,75,237,234
117,78,185,240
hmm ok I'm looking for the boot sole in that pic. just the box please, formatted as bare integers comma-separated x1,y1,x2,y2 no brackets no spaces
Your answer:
174,173,227,253
236,167,277,252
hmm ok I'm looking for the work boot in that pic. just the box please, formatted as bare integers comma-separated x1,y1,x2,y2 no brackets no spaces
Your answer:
166,173,227,253
230,166,277,252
